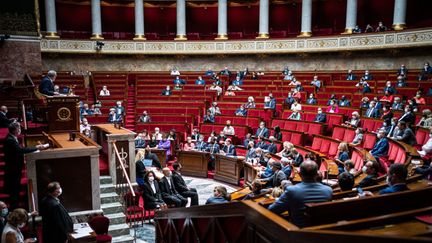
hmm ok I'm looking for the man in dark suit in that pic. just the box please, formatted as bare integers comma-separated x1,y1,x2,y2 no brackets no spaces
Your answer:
195,135,207,151
419,62,432,81
370,129,389,162
39,70,58,96
220,66,231,77
396,64,408,77
398,106,415,125
159,168,187,207
206,139,220,170
108,108,122,123
255,122,269,138
220,138,236,156
362,70,373,81
358,160,379,188
268,161,332,227
40,182,74,243
3,122,44,209
314,108,326,123
265,136,277,154
261,162,286,188
0,106,15,128
383,81,397,95
161,86,172,96
379,164,409,195
391,97,404,110
365,101,380,118
172,163,199,206
394,121,417,146
387,118,399,138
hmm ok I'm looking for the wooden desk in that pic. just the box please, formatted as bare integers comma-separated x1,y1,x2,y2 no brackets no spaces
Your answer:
177,150,209,178
214,155,244,185
243,162,260,185
92,124,136,185
25,134,101,213
149,149,167,167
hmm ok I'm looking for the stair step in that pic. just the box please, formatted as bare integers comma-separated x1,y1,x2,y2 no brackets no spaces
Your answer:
100,184,116,193
101,192,120,204
106,212,127,225
111,235,135,243
101,202,124,214
108,223,131,237
100,176,113,185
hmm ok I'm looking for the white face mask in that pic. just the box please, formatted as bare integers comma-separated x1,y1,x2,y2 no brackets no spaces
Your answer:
386,175,392,185
318,110,322,114
148,176,154,182
18,223,25,228
58,188,62,196
362,166,367,173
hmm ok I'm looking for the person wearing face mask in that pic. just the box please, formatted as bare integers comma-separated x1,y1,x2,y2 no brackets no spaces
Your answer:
157,134,172,161
380,104,393,123
40,182,74,243
314,108,326,123
394,121,417,146
142,171,167,210
378,164,409,195
350,128,364,146
1,208,36,243
159,168,188,207
206,138,220,170
383,81,397,95
398,105,415,125
338,95,351,107
79,118,91,137
195,135,207,151
365,101,379,118
208,102,221,116
288,109,301,121
222,120,235,136
255,122,269,138
325,100,339,113
358,160,380,188
245,141,256,162
387,117,399,138
4,122,46,209
244,96,256,109
346,69,357,81
161,85,172,96
417,109,432,128
413,92,426,105
260,162,286,188
235,105,247,117
284,92,295,108
114,101,125,116
362,70,373,81
306,94,317,105
370,129,389,163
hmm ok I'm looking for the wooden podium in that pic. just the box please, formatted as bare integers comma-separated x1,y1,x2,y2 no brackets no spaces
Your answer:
92,124,136,185
177,150,209,178
214,155,244,185
25,133,101,213
46,96,80,132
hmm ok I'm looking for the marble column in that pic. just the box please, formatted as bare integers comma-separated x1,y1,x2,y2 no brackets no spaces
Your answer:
175,0,187,40
392,0,407,30
134,0,146,40
91,0,103,39
215,0,228,40
343,0,357,34
257,0,269,39
44,0,59,38
298,0,312,37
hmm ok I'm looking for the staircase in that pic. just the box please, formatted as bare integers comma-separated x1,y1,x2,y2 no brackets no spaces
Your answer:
124,85,136,131
100,176,134,243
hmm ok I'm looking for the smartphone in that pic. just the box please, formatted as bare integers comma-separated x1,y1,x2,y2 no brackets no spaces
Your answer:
357,187,364,196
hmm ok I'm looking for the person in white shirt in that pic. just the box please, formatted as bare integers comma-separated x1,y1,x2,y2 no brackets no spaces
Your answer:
152,127,163,140
290,100,302,111
80,118,91,137
418,127,432,156
222,120,235,136
99,85,110,96
288,109,301,120
170,68,180,76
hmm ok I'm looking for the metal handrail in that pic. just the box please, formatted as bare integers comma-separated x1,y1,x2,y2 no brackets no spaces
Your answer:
111,141,135,197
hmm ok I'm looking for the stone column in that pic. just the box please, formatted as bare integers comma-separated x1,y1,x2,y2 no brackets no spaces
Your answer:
298,0,312,37
91,0,103,39
257,0,269,39
343,0,357,34
392,0,407,30
134,0,146,40
175,0,187,40
44,0,59,38
215,0,228,40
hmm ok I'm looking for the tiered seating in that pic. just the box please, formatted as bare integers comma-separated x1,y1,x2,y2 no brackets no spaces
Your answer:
93,73,128,113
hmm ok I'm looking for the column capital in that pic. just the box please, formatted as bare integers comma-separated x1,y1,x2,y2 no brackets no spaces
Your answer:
341,28,353,35
90,34,104,40
256,33,269,39
392,24,406,31
298,32,312,38
215,34,228,40
174,35,187,41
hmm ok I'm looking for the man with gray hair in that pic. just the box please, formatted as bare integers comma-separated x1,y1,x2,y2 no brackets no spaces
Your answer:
39,70,58,96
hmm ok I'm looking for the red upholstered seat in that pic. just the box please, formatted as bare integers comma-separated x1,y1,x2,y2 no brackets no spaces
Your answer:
310,137,322,151
283,121,296,130
123,191,144,225
281,131,292,141
326,115,343,130
362,133,377,150
319,140,331,155
291,133,303,146
395,148,406,164
271,119,285,129
332,126,345,140
328,142,339,158
307,123,323,136
416,127,430,149
351,150,364,171
298,123,309,133
88,216,112,243
343,129,356,143
361,119,376,132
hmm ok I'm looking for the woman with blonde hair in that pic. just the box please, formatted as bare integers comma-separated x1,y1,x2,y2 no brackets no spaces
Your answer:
244,96,256,109
135,149,147,186
335,142,350,174
1,208,34,243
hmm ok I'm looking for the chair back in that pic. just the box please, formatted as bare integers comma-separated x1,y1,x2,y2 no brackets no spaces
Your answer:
89,216,110,235
123,191,141,207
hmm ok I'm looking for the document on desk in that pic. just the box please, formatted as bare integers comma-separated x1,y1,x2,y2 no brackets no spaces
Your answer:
71,223,93,239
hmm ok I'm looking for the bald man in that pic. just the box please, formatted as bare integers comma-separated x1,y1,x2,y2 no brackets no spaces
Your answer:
159,168,187,207
268,161,332,227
